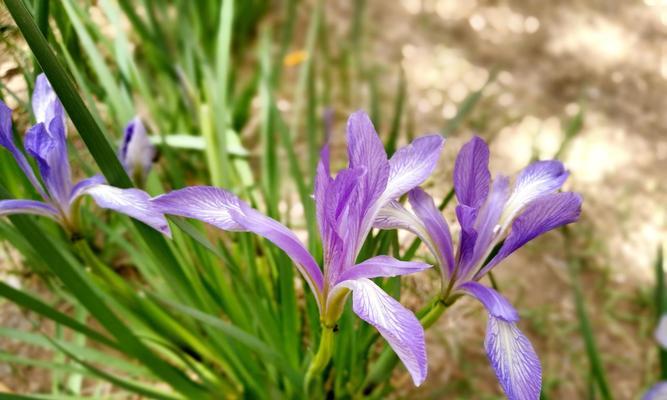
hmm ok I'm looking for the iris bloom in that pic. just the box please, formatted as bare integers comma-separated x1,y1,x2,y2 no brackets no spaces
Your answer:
375,136,582,399
0,74,169,236
119,116,155,187
152,111,444,385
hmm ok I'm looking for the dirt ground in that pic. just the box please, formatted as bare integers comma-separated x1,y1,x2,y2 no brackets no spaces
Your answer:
331,0,667,398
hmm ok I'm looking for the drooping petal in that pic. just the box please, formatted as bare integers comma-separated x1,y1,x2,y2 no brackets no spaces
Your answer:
70,175,106,200
478,192,582,277
643,382,667,400
500,160,568,228
408,188,454,275
119,117,155,184
151,186,245,231
153,187,324,300
655,314,667,349
336,278,427,385
380,135,444,205
32,74,66,138
336,255,431,283
0,101,47,198
81,184,171,237
346,110,389,211
485,315,542,400
24,122,71,209
0,199,59,219
459,281,519,322
454,136,490,209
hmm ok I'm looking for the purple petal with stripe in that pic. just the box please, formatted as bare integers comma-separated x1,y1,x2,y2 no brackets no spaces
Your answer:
0,101,47,198
0,199,59,219
454,136,490,209
456,204,478,267
153,187,324,302
336,278,427,386
81,184,171,237
461,176,509,278
381,135,444,205
70,175,106,201
502,160,569,225
460,281,519,322
337,255,431,283
32,74,66,137
24,122,71,209
346,110,389,211
479,192,582,277
643,382,667,400
408,187,454,276
152,186,245,231
485,315,542,400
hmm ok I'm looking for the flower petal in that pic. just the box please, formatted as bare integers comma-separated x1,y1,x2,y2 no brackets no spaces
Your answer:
119,117,155,184
478,192,582,277
485,315,542,400
655,314,667,349
455,204,478,267
70,175,106,200
336,278,427,385
346,110,389,210
153,187,324,299
24,122,71,209
337,255,431,282
381,134,444,204
454,136,490,209
408,187,454,275
32,74,66,137
501,160,568,227
643,382,667,400
0,101,47,198
0,199,59,219
460,281,519,322
81,184,171,237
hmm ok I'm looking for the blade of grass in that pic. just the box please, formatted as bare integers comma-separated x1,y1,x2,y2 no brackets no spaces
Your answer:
655,246,667,379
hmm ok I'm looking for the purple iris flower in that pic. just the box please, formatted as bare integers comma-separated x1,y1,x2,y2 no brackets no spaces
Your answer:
152,111,444,385
642,315,667,400
375,136,582,399
119,116,155,186
0,74,170,236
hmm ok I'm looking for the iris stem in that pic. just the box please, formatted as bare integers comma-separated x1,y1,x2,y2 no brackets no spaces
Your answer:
304,324,335,395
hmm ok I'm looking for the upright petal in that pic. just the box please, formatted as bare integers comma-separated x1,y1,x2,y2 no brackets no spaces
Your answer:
500,160,568,227
485,316,542,400
643,382,667,400
336,278,427,385
454,136,490,209
409,188,455,275
478,192,582,277
32,74,66,137
0,199,59,219
460,176,509,279
80,184,171,237
24,123,71,208
153,187,324,301
346,110,389,211
119,117,155,184
455,204,478,267
336,255,431,283
0,101,47,198
380,135,444,204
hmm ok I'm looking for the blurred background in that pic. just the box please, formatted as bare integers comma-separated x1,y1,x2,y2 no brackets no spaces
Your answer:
0,0,666,398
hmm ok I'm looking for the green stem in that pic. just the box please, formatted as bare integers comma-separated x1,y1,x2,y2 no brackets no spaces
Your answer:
304,325,335,395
